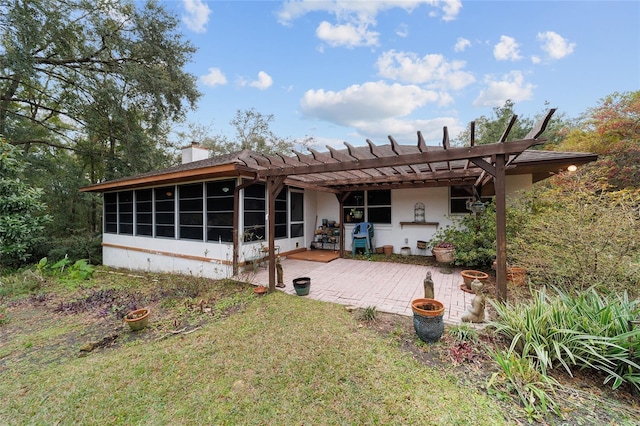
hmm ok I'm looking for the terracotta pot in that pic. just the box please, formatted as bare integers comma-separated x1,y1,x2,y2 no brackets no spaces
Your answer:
432,247,454,263
507,267,526,286
253,286,268,295
411,298,445,317
383,245,393,255
460,270,489,289
124,308,150,331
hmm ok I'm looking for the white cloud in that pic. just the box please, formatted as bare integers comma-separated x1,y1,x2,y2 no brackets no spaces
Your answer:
376,50,475,90
249,71,273,90
300,81,441,126
277,1,461,48
493,35,522,61
537,31,575,59
200,68,227,87
182,0,211,34
531,55,541,64
316,21,379,48
299,80,463,141
454,37,471,52
473,71,535,107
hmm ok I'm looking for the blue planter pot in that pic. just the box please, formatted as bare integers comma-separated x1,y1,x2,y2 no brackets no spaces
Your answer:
293,277,311,296
411,298,445,343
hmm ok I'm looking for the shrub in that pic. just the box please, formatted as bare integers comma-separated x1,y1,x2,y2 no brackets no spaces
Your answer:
508,185,640,295
490,287,640,392
429,202,522,268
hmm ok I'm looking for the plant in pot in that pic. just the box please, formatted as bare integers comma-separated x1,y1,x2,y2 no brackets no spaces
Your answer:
124,308,150,331
411,298,445,343
350,208,363,221
430,241,455,264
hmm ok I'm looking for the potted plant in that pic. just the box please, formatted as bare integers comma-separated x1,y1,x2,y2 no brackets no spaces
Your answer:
124,308,150,331
431,241,455,263
350,208,363,220
411,298,445,343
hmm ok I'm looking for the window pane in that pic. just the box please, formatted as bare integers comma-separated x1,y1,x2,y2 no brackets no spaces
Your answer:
137,224,152,236
179,183,202,199
290,223,304,237
368,207,391,224
136,188,152,202
244,183,265,198
450,198,468,214
156,186,175,201
180,213,203,226
451,185,474,198
105,223,117,233
243,226,265,241
207,197,234,211
120,224,133,234
119,191,133,203
368,190,390,205
207,180,235,196
344,191,365,206
207,212,233,227
180,226,203,240
291,192,304,222
180,198,203,211
137,213,152,224
156,212,174,225
275,224,287,239
156,225,174,238
244,212,265,227
207,227,233,243
244,198,265,211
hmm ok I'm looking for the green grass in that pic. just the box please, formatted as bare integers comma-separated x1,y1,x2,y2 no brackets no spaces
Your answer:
0,291,507,425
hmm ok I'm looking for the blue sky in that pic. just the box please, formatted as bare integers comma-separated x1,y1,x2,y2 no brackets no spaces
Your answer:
166,0,640,149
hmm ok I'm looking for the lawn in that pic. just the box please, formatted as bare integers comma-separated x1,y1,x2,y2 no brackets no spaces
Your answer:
0,269,507,425
1,268,638,425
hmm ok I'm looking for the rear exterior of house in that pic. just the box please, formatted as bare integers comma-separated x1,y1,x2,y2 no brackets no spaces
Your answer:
91,146,542,279
83,122,597,281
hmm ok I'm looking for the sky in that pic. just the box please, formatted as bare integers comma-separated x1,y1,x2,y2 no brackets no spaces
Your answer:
164,0,640,150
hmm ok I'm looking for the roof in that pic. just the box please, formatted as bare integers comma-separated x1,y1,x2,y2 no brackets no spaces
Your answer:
81,110,598,193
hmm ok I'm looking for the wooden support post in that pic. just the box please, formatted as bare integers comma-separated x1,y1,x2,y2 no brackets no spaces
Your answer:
267,178,277,292
494,154,507,302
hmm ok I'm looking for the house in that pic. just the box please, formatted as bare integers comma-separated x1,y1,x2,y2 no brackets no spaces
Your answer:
81,110,597,298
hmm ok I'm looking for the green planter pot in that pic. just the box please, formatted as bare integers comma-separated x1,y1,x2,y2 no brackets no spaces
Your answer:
293,277,311,296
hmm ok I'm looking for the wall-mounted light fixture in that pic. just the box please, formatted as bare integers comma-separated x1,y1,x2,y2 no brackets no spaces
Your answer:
567,165,578,172
165,191,173,197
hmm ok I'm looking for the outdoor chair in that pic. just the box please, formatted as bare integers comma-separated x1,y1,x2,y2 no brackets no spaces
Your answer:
352,222,374,255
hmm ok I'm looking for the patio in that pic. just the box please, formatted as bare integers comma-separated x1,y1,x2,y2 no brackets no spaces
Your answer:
248,257,477,324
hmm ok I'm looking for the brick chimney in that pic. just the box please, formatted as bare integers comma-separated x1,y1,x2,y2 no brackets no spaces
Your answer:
181,142,210,164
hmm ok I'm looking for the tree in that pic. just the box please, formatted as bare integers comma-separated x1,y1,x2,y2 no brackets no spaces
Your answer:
454,100,570,147
199,108,314,156
0,0,200,181
0,138,51,265
557,91,640,189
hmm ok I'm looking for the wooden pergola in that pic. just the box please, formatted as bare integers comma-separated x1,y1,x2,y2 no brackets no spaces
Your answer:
236,109,565,302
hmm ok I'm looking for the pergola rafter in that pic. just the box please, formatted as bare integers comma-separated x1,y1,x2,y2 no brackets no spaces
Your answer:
254,109,559,301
